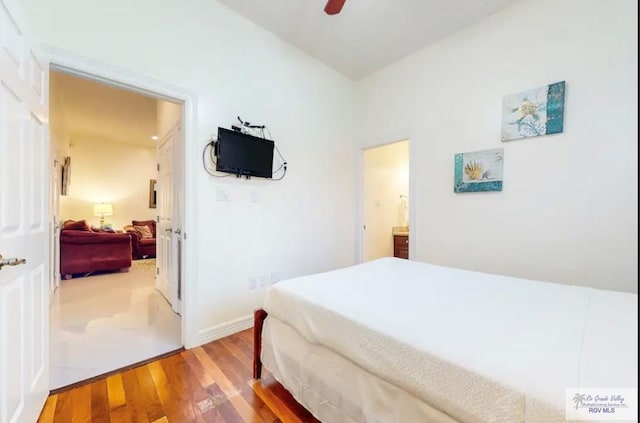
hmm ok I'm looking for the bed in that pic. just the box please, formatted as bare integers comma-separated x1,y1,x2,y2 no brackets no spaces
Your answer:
253,258,638,423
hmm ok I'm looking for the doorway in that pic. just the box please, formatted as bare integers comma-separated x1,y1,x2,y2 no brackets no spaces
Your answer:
48,67,186,389
362,140,410,262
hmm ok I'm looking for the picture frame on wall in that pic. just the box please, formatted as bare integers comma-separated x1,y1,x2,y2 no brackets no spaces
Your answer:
454,148,504,193
61,156,71,196
149,179,157,208
501,81,566,141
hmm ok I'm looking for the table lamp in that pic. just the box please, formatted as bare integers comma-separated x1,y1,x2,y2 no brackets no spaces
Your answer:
93,203,113,227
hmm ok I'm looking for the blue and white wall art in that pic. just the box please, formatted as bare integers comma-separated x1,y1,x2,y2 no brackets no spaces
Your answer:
501,81,565,141
454,148,504,193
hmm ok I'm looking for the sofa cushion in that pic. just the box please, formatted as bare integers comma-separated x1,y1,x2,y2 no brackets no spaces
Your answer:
61,231,131,245
134,225,153,239
91,226,116,233
132,220,156,238
63,219,90,231
139,238,156,246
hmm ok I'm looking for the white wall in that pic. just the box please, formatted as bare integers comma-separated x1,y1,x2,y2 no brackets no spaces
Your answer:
49,93,70,161
60,135,157,229
363,141,409,261
49,94,70,209
49,71,71,180
22,0,357,344
357,0,638,292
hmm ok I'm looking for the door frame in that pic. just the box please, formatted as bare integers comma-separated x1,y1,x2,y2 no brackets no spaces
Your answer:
40,44,199,349
50,154,61,297
357,137,415,263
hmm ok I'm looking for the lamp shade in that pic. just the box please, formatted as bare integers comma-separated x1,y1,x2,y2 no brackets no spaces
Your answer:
93,203,113,217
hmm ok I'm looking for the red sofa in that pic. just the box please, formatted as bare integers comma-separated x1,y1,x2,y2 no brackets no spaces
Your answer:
60,220,132,279
125,220,156,260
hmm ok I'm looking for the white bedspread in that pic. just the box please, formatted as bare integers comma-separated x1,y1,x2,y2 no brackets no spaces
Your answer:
263,258,638,423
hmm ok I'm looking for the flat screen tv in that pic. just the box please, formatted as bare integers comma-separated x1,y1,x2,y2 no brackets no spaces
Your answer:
215,127,275,178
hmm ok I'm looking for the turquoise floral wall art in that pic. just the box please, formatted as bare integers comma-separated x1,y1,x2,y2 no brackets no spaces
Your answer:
454,148,504,193
501,81,565,141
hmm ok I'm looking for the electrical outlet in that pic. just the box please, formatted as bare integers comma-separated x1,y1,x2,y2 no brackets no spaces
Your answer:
251,190,259,203
259,274,270,287
270,272,281,284
248,277,257,290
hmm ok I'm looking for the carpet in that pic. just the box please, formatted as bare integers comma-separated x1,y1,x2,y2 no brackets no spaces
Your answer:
133,258,156,268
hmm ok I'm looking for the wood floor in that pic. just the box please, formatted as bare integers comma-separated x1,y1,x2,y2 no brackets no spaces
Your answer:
38,329,320,423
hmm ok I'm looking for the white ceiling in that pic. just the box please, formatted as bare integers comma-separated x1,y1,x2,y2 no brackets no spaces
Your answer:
216,0,521,80
50,71,159,147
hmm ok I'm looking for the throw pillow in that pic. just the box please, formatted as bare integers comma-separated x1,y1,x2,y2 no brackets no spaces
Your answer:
63,219,90,231
133,220,155,237
134,225,153,239
91,226,115,233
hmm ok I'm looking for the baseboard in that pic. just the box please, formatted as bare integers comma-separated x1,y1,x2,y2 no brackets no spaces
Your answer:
198,314,253,345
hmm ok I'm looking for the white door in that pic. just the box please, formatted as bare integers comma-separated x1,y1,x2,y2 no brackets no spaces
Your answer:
156,126,179,313
0,1,50,422
362,148,393,262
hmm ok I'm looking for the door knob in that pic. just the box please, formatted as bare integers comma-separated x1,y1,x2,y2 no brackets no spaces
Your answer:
0,254,27,271
174,229,181,235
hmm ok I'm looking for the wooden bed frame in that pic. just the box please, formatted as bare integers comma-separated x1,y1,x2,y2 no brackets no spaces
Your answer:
253,308,268,379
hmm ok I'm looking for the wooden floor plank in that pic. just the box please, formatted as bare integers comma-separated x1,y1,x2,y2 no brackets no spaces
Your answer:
134,364,166,422
238,328,254,346
241,385,279,423
121,368,151,423
202,341,251,391
220,336,253,371
159,352,208,422
182,349,216,388
52,390,74,423
107,373,135,423
183,348,246,422
90,379,110,423
147,360,192,423
192,346,264,423
205,382,246,423
69,383,92,423
106,374,127,411
217,339,279,422
36,395,57,423
40,329,320,423
251,380,304,423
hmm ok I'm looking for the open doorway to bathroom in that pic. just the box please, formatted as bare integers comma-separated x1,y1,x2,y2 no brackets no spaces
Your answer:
362,140,410,262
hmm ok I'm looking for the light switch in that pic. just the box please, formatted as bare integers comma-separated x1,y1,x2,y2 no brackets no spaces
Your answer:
259,274,270,287
216,187,229,201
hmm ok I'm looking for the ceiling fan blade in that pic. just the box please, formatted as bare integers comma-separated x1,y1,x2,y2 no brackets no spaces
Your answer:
324,0,347,15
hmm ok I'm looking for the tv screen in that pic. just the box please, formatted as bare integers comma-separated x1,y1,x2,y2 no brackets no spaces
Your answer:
216,127,275,178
